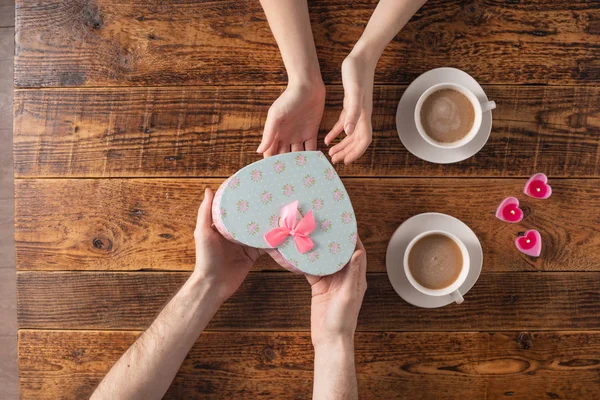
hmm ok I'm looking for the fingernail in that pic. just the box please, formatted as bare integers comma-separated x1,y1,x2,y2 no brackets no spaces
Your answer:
345,123,356,135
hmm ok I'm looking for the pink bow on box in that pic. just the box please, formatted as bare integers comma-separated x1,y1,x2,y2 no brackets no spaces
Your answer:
264,201,316,253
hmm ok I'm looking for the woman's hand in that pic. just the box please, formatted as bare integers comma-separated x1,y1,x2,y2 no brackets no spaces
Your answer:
193,188,262,302
257,81,326,157
325,53,375,165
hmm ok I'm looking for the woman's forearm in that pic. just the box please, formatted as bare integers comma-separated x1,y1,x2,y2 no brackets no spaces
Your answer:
313,338,358,400
259,0,322,86
352,0,427,63
91,273,223,400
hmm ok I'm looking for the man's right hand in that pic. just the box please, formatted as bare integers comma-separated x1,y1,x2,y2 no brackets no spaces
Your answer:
306,237,367,349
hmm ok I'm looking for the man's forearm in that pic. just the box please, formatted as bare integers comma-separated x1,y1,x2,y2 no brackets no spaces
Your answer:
352,0,427,63
92,273,223,400
313,338,358,400
260,0,322,86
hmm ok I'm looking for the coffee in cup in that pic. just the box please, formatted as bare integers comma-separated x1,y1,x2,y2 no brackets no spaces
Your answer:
420,88,474,144
403,230,470,304
408,233,463,290
415,83,496,149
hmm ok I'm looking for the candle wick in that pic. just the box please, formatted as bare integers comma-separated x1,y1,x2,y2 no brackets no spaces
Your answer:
536,188,541,192
526,239,530,243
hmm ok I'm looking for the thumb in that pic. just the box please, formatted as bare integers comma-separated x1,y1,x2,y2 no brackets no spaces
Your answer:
196,187,214,231
257,112,278,153
341,238,367,293
342,87,363,136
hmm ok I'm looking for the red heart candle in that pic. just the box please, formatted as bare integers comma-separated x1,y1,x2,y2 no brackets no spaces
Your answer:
524,173,552,199
496,197,524,223
515,230,542,257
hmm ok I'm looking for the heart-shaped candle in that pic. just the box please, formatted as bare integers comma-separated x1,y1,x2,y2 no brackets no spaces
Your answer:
212,151,357,276
495,196,524,223
524,173,552,199
515,229,542,257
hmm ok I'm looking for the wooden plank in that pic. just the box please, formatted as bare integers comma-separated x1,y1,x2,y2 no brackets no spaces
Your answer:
0,3,17,398
18,330,600,399
14,0,600,87
0,335,17,400
0,269,16,334
16,271,600,331
0,271,16,399
14,178,600,272
0,2,14,28
13,85,600,178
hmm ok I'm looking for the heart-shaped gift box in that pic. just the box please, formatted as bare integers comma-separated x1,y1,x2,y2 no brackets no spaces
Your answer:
212,151,357,276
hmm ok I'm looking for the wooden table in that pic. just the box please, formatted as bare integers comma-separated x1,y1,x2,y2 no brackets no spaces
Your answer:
14,1,600,398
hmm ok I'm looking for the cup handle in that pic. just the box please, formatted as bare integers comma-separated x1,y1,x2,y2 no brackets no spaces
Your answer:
450,290,464,305
481,100,496,113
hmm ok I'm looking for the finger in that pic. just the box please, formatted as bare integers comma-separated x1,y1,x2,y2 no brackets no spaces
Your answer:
343,90,363,136
196,187,214,230
304,136,317,151
331,142,353,164
305,274,321,286
291,142,304,152
325,116,345,145
341,248,368,295
243,245,263,263
263,141,279,158
355,236,365,252
344,135,371,165
350,248,367,277
329,135,352,156
278,142,290,154
343,145,367,165
257,113,278,153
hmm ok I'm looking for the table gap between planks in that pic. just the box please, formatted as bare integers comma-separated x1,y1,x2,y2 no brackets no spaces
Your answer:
14,1,600,399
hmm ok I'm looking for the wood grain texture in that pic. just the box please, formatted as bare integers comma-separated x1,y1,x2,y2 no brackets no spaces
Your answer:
16,271,600,331
14,0,600,87
14,178,600,272
13,85,600,178
18,330,600,400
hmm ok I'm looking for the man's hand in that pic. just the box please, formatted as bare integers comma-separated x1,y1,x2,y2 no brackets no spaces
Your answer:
307,237,367,400
194,187,262,302
307,237,367,348
92,188,261,400
257,81,326,157
325,53,375,165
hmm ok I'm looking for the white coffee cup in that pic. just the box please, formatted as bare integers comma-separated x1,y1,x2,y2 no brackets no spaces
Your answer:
414,82,496,149
403,230,470,304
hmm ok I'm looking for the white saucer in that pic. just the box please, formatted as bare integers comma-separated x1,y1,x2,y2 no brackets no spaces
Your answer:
386,213,483,308
396,68,493,164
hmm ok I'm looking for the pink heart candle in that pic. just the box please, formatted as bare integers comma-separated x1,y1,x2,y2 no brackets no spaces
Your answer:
496,197,524,223
515,230,542,257
524,173,552,199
